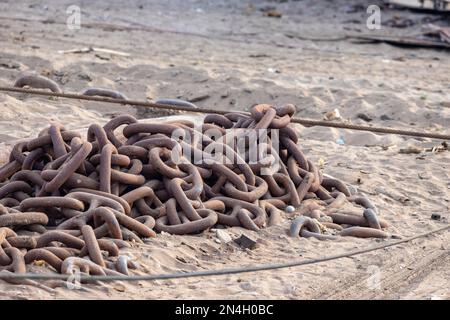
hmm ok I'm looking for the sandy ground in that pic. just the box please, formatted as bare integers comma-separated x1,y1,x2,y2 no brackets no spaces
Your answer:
0,0,449,299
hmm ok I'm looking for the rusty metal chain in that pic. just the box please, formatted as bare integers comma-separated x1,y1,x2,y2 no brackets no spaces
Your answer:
0,75,441,289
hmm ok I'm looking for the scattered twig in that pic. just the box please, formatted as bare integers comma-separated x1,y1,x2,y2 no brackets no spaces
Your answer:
58,47,130,57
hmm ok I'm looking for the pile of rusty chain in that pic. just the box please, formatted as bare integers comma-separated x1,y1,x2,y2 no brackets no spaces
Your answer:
0,94,390,283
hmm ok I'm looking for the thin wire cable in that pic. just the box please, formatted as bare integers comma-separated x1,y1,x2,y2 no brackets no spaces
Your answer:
1,86,449,140
0,224,447,282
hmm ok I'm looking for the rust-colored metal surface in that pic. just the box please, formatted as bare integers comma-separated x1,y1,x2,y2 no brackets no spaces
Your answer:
0,101,389,286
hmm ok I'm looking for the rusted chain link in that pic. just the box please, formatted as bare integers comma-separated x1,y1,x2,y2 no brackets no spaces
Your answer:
0,75,442,289
0,86,449,140
0,103,395,286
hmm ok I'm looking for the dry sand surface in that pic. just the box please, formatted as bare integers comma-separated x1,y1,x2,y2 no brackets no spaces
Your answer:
0,0,449,299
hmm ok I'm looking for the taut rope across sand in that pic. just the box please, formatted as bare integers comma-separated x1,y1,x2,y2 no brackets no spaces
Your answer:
1,86,449,141
0,224,448,282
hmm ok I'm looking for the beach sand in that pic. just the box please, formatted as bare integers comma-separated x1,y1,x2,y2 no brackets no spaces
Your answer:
0,0,449,299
